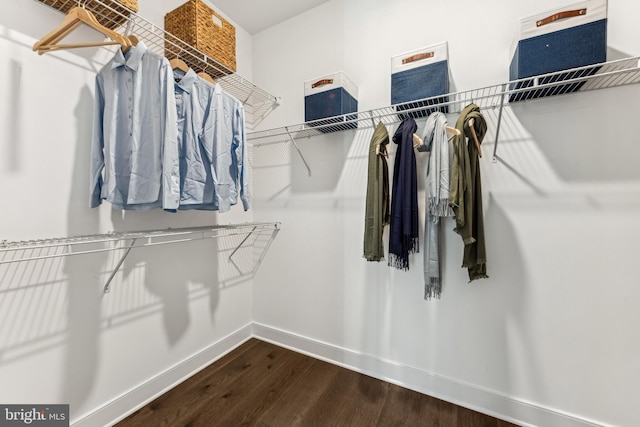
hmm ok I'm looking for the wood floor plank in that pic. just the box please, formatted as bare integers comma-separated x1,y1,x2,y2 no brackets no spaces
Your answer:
196,344,315,426
377,383,456,426
171,340,307,426
457,408,499,427
256,358,343,426
117,339,280,427
298,365,390,426
116,339,521,427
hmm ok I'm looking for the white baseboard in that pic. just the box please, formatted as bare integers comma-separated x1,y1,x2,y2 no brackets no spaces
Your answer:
252,322,609,427
73,322,609,427
72,323,253,427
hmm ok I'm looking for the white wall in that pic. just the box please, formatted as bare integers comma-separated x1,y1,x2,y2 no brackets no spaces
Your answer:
0,0,256,425
251,1,640,426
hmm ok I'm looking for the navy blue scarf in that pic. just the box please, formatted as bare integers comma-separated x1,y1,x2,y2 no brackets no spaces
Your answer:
388,118,420,270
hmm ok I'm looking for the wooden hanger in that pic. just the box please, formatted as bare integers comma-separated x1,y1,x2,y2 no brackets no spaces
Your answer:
33,6,132,55
197,71,215,84
412,126,460,148
374,120,388,157
121,34,139,53
375,143,388,158
169,58,189,72
127,34,139,46
413,133,424,148
467,118,482,158
446,126,461,136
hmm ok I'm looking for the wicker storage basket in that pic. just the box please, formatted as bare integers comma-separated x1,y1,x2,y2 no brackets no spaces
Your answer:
165,0,236,75
37,0,138,30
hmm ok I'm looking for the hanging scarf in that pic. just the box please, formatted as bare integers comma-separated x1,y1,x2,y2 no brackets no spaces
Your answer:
388,118,419,271
450,103,489,282
423,112,454,217
363,122,390,262
417,112,454,299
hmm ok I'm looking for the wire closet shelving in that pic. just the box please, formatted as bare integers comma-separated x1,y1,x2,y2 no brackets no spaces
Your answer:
33,0,280,129
247,57,640,163
1,223,281,292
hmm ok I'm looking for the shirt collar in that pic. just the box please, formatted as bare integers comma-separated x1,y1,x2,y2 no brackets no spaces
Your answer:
111,40,147,71
211,82,223,94
175,68,198,94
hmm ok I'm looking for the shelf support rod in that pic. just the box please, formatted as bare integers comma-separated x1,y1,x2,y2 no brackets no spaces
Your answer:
285,127,312,177
228,226,257,262
492,83,508,161
103,238,137,293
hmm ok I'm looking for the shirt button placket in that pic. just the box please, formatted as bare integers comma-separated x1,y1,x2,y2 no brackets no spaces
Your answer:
128,71,134,138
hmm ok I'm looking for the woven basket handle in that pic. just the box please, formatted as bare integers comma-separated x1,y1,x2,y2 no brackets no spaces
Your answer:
402,51,434,65
537,8,586,27
312,79,334,88
211,13,223,27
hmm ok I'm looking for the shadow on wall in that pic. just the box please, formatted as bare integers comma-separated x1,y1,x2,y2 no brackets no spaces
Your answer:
509,81,640,184
250,121,431,210
108,209,220,345
61,85,102,408
483,194,549,406
251,129,357,202
6,60,22,172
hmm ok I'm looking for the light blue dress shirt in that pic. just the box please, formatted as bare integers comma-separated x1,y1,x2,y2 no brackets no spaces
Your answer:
173,68,216,208
90,41,180,211
206,83,249,212
174,76,249,212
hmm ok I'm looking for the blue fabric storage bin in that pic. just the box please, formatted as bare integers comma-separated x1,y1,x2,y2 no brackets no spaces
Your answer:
304,72,358,133
509,0,607,102
391,42,450,119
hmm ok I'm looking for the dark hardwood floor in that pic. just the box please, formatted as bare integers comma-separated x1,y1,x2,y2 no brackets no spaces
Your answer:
116,338,519,427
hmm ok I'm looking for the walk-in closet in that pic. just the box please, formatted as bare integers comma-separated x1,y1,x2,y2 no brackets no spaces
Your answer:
0,0,638,426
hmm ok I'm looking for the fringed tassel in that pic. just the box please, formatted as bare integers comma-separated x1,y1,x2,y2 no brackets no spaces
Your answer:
388,236,419,271
407,236,420,254
428,198,454,217
388,253,409,271
424,277,442,300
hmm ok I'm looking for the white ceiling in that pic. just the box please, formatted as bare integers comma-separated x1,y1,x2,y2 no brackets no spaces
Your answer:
204,0,331,35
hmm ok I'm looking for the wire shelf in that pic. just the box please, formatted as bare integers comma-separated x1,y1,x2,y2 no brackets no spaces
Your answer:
0,222,281,264
33,0,279,129
1,222,281,292
248,57,640,145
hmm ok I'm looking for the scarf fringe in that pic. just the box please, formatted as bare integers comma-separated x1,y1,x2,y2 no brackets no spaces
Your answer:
388,253,409,271
428,198,454,217
407,236,419,254
424,277,442,300
389,237,419,271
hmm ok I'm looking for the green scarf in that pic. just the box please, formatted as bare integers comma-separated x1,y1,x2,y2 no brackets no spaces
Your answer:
450,104,489,281
363,122,390,262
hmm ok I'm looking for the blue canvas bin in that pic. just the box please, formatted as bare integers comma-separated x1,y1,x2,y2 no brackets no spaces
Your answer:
304,72,358,133
391,42,450,119
509,0,607,102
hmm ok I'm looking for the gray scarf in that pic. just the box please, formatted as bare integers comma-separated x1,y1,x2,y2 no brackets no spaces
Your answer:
417,112,454,299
